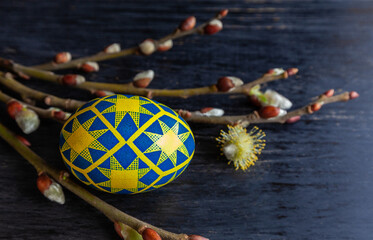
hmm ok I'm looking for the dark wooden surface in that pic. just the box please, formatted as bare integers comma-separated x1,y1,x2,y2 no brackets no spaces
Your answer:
0,1,372,239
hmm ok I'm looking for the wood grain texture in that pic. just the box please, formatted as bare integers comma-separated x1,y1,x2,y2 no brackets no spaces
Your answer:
0,0,372,239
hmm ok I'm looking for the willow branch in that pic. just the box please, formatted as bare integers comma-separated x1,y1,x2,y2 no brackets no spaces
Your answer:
0,57,294,98
31,10,228,71
182,91,357,126
0,72,85,111
0,122,191,240
0,90,65,122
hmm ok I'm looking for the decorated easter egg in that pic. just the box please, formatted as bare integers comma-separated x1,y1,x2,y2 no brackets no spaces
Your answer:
59,94,195,194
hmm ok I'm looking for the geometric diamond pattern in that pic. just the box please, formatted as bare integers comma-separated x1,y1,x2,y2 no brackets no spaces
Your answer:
59,94,195,194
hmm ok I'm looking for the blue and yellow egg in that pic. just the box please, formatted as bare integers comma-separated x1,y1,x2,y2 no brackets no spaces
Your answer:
59,94,195,194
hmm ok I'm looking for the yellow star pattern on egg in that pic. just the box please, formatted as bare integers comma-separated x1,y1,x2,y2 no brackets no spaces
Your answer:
59,95,195,194
144,120,191,166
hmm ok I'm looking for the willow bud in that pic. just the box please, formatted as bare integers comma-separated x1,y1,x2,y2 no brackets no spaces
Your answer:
259,106,280,119
54,52,71,64
157,39,173,52
178,109,192,119
286,68,298,76
324,89,334,97
179,16,196,31
61,74,85,86
349,91,359,99
218,9,229,18
133,70,154,88
139,39,156,55
286,115,301,124
204,19,223,35
263,89,292,110
80,61,99,72
311,103,322,112
7,100,23,119
195,107,224,117
15,108,40,134
216,76,243,92
49,107,68,121
16,135,31,146
104,43,121,53
267,68,285,76
37,173,65,204
141,228,161,240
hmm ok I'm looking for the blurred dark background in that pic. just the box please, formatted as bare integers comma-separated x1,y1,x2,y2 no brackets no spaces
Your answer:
0,1,372,239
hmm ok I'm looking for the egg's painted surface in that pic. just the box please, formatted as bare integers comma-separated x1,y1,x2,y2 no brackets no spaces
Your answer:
59,94,195,194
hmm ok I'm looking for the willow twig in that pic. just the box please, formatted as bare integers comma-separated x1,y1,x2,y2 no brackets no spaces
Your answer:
0,72,84,111
181,91,357,126
31,10,228,71
0,90,65,122
0,57,294,98
0,122,195,240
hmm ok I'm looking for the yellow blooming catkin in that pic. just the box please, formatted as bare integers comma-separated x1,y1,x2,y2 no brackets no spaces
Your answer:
216,125,265,171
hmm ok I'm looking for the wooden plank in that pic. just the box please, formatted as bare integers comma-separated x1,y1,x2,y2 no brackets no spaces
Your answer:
0,0,371,239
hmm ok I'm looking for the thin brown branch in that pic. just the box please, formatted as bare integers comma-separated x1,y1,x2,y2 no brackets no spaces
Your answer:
31,10,228,71
0,57,294,98
182,91,356,126
0,72,85,111
0,122,192,240
0,90,65,122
